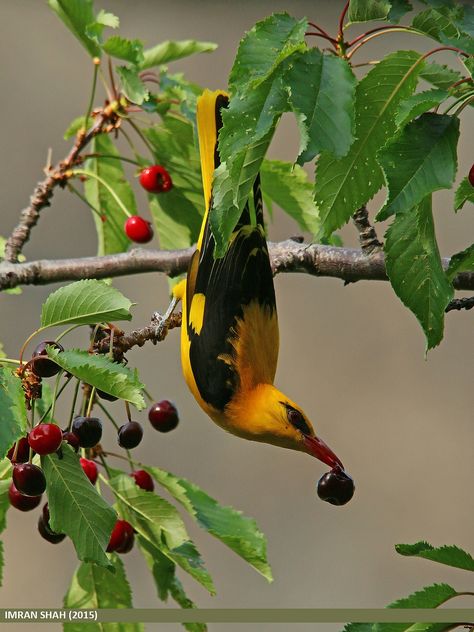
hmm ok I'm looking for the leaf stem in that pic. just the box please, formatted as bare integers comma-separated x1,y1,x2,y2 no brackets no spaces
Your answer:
84,153,141,167
71,169,131,218
83,58,100,131
347,25,418,48
305,32,338,47
347,28,425,60
55,324,82,344
338,1,350,39
108,56,118,100
98,453,112,478
0,358,21,366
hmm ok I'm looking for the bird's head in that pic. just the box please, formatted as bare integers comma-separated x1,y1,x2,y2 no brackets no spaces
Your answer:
227,384,343,469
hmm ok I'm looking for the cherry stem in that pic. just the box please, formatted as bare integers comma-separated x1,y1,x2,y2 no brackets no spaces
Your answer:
71,169,132,218
19,329,41,367
125,401,132,423
86,386,96,417
96,402,134,471
37,374,73,424
48,370,64,425
84,153,141,167
453,94,474,116
450,77,473,90
68,183,103,220
0,358,21,365
55,324,81,344
143,387,154,403
338,1,350,39
67,379,81,431
125,118,155,158
30,399,35,430
97,453,112,478
83,59,99,131
108,56,118,100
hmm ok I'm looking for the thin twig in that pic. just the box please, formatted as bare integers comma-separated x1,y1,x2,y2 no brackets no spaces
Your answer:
352,206,383,254
445,297,474,312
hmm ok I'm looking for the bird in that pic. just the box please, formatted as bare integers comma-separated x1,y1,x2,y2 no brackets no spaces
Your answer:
171,89,345,471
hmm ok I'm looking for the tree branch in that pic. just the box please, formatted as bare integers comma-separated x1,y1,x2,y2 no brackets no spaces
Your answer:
1,240,473,291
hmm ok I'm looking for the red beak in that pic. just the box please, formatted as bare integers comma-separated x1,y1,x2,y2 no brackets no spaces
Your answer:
303,435,344,470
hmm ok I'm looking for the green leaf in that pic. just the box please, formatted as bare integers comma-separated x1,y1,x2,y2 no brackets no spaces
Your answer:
42,445,116,568
0,368,27,459
157,69,202,121
139,40,217,70
63,115,92,140
41,279,133,329
396,541,474,571
446,244,474,281
412,6,474,54
46,348,145,409
288,50,356,163
84,134,136,255
0,343,5,359
64,556,143,632
102,36,144,65
0,459,12,481
384,197,454,350
145,466,273,582
116,66,147,105
419,62,460,90
228,13,307,91
388,0,413,24
137,537,207,632
314,50,422,238
0,479,11,535
108,474,215,593
454,176,474,210
377,113,459,220
347,0,392,24
260,160,320,234
85,10,120,46
145,116,204,252
48,0,100,57
395,89,448,127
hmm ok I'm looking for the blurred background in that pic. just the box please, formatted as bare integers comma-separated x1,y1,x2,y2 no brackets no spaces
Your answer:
0,1,473,631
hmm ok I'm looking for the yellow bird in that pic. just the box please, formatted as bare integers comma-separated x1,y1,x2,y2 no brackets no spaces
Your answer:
172,89,344,472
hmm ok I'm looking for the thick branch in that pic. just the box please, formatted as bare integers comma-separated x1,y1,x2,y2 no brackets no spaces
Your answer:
1,240,473,291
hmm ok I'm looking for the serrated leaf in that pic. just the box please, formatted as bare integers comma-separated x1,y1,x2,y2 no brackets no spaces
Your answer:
454,176,474,210
413,7,474,54
138,537,207,632
116,67,147,105
396,541,474,571
102,36,144,65
446,244,474,282
139,40,217,70
146,116,203,253
64,556,143,632
314,50,422,238
348,0,392,24
0,368,27,459
157,69,202,121
288,50,356,163
395,89,448,127
42,446,116,568
378,113,459,220
84,134,136,255
108,474,215,594
47,348,145,409
388,0,413,24
63,115,92,140
85,10,119,46
228,13,307,91
145,466,273,582
419,62,461,90
48,0,100,57
385,197,454,350
41,279,133,328
260,160,320,234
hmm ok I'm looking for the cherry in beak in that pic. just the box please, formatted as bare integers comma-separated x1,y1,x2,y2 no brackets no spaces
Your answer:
303,435,344,470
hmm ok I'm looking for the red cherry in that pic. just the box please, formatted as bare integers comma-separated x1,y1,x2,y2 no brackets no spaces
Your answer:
80,457,98,485
130,469,154,492
8,483,42,511
7,436,30,463
148,400,179,433
107,519,135,553
117,421,143,449
12,463,46,496
124,216,153,243
28,424,63,455
30,340,64,378
139,165,173,193
62,430,80,452
469,164,474,187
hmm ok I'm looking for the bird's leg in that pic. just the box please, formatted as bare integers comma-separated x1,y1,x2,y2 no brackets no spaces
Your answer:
151,296,180,341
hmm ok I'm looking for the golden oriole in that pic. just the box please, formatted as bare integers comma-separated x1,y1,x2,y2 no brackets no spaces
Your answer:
173,89,344,471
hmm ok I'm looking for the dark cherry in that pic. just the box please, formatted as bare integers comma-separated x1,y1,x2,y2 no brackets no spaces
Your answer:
139,165,173,193
124,216,154,244
7,436,30,463
30,340,64,378
107,520,135,553
28,424,63,455
12,463,46,497
71,415,102,448
117,421,143,449
97,389,118,402
469,163,474,187
317,468,355,506
38,503,66,544
148,400,179,433
130,469,154,492
8,483,42,511
62,430,80,452
80,457,98,485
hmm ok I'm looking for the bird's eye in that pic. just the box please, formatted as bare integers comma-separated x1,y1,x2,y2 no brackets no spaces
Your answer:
286,406,310,435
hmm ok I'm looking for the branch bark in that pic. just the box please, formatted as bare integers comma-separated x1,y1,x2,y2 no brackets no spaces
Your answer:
1,240,473,291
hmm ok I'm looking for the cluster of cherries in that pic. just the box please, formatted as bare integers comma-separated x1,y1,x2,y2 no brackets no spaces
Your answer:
123,165,173,244
8,338,180,552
